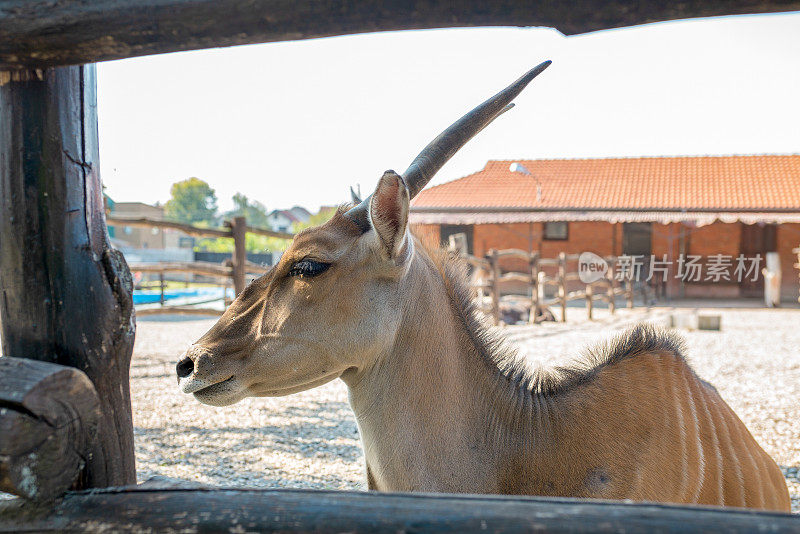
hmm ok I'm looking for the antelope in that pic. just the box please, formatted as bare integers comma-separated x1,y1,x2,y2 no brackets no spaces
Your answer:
176,61,791,512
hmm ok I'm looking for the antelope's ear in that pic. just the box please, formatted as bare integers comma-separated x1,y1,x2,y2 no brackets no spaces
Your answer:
369,170,410,260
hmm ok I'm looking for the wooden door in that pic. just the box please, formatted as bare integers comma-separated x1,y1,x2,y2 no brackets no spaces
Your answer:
739,223,777,297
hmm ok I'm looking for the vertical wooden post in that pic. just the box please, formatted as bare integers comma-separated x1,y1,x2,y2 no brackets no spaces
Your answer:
0,65,136,488
159,272,165,307
558,251,567,322
231,216,247,296
489,250,500,326
529,252,540,324
606,257,616,315
586,283,594,320
625,279,634,309
537,271,546,316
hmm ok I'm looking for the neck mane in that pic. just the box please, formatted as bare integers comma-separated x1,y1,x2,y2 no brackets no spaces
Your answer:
412,236,684,406
417,240,589,399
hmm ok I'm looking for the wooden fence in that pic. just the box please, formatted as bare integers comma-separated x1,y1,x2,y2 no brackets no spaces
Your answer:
2,1,799,532
467,250,635,325
107,215,291,314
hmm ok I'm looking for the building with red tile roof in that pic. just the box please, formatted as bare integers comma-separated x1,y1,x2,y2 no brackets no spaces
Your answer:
409,155,800,300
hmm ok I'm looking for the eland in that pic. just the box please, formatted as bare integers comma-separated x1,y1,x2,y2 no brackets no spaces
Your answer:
176,61,790,511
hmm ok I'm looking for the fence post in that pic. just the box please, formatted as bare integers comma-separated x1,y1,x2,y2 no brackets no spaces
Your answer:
586,283,593,320
159,272,165,307
625,279,634,309
231,216,247,296
0,65,136,489
607,257,616,315
489,250,500,325
537,271,546,316
558,251,567,322
529,252,540,324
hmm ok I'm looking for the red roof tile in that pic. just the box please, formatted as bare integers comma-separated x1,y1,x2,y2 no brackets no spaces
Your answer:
411,155,800,211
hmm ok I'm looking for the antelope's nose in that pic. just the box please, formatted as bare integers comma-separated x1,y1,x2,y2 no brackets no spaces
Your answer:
176,356,195,380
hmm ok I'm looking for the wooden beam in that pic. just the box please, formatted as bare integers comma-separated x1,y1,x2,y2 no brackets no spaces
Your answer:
134,307,224,316
0,65,136,489
1,1,800,70
0,358,100,501
0,486,798,532
106,217,232,239
231,216,247,295
106,217,294,240
128,262,233,278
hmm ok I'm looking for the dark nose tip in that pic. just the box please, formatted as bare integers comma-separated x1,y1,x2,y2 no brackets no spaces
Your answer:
176,356,195,379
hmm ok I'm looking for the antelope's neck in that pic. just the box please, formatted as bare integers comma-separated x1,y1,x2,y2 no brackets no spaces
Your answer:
345,250,558,493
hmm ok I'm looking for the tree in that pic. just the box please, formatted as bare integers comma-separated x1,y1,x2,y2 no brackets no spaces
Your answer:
164,177,218,225
224,193,269,227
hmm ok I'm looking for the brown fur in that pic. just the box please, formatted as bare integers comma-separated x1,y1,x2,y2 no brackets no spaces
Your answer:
177,200,790,512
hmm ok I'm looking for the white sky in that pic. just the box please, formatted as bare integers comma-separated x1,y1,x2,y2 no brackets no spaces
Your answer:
97,12,800,213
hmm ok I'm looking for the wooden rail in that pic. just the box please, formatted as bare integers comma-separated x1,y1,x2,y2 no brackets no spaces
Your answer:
110,215,289,301
1,485,798,533
2,1,798,70
128,260,270,314
106,216,294,240
475,250,635,325
0,358,100,501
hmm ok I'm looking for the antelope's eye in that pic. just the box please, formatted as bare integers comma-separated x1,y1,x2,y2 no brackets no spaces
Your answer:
287,259,331,278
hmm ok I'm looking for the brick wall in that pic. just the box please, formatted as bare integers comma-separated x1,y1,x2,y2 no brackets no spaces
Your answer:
683,222,742,298
413,220,800,302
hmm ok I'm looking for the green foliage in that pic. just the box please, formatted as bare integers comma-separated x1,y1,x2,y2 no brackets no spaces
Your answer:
291,206,337,233
164,177,218,225
224,193,269,228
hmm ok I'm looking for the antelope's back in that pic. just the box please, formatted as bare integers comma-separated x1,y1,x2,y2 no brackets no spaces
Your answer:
599,339,791,512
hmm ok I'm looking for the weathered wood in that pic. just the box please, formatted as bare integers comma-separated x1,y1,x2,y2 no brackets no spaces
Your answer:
134,307,224,317
0,65,136,489
0,358,100,501
497,272,532,284
495,248,531,260
231,216,247,295
607,258,617,314
128,261,233,278
558,251,567,322
488,250,501,325
106,216,231,238
2,1,799,70
0,486,798,533
625,279,634,309
106,216,294,240
529,252,540,324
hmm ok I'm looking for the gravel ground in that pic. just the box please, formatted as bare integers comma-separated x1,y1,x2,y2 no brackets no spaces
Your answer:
125,304,798,512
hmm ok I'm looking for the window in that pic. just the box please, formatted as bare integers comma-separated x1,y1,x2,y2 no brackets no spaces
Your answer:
440,225,473,254
543,221,568,240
